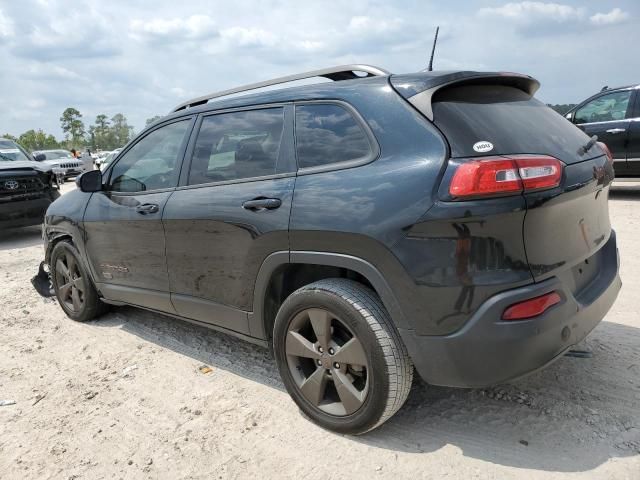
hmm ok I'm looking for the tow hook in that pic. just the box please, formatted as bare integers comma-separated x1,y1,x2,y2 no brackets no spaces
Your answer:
31,261,55,298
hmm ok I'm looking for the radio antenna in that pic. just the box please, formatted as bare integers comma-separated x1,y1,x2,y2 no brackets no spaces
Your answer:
427,26,440,72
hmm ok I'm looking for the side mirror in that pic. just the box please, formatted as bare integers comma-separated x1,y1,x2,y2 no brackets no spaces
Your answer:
565,112,574,122
76,170,103,192
33,153,46,162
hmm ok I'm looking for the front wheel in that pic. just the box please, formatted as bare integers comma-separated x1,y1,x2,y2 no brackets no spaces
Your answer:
273,279,413,435
50,241,108,322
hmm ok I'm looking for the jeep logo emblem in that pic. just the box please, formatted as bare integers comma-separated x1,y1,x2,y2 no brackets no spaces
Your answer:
4,180,19,190
473,141,494,153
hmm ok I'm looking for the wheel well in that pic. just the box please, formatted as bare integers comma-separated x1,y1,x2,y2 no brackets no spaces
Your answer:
262,264,375,340
45,234,73,263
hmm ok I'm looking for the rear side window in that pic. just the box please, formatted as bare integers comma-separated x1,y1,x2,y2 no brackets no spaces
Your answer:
431,85,593,165
295,104,372,169
574,90,632,124
188,108,284,185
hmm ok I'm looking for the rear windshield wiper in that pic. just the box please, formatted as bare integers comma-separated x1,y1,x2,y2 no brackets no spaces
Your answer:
578,135,598,156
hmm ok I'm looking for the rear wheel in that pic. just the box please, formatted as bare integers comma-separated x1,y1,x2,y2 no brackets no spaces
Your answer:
273,279,413,434
51,241,107,322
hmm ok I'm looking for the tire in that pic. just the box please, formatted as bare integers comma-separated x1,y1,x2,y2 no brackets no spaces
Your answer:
273,279,413,435
50,241,108,322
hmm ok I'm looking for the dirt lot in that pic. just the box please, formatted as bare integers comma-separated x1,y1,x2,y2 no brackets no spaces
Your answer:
1,183,639,480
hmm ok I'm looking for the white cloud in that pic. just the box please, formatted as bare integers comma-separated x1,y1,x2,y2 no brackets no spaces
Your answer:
0,8,14,39
26,98,46,109
590,8,629,26
296,40,325,52
348,16,403,33
219,27,277,47
170,87,190,98
478,2,585,23
0,0,638,139
26,63,82,80
130,15,217,42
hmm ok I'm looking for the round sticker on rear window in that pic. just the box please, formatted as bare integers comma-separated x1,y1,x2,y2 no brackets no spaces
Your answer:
473,141,493,153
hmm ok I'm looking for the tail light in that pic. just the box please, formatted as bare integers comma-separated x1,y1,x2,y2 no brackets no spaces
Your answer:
449,155,563,199
502,291,561,321
597,141,614,166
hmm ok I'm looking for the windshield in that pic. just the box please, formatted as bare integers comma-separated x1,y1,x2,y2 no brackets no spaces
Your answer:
39,150,73,160
0,140,31,162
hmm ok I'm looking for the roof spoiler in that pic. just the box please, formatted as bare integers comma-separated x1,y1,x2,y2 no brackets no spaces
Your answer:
391,71,540,121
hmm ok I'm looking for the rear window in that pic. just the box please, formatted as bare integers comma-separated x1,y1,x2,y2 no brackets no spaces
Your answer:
431,85,593,164
295,104,372,169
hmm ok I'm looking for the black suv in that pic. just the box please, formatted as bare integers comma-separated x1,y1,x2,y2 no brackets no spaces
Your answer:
565,84,640,177
0,138,60,229
41,65,621,434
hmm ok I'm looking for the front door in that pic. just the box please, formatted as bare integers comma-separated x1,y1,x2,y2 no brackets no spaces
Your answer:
83,118,193,312
573,89,633,176
163,106,295,335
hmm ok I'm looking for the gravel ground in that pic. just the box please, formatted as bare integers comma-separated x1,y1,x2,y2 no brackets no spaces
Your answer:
0,183,639,479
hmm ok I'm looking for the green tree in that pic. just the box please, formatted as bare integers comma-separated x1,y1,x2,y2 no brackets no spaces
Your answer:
145,115,162,126
91,114,112,150
109,113,133,148
59,107,85,148
1,133,18,142
18,129,60,152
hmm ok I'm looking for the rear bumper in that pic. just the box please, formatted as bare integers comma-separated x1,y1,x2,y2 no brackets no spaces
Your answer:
400,231,621,388
0,197,53,229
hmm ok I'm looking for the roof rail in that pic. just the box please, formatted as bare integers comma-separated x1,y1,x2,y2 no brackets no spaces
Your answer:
171,64,390,112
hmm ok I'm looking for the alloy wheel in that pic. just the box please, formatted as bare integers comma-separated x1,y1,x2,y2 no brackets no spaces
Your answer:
285,308,369,416
55,252,85,313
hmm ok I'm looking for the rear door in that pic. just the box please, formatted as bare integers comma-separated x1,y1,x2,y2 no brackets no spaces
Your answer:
163,105,295,335
572,89,634,176
83,118,194,312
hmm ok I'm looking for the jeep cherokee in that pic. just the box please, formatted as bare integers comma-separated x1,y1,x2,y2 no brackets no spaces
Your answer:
40,65,621,434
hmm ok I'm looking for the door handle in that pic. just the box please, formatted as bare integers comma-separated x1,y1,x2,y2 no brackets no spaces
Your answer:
242,198,282,211
605,128,626,134
135,203,160,215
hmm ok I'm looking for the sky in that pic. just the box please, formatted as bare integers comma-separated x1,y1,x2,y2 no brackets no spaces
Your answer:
0,0,638,139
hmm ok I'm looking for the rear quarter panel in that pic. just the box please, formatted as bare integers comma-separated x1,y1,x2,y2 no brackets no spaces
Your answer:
289,81,451,332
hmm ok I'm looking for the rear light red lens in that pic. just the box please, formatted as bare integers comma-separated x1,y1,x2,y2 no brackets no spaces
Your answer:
597,141,613,165
449,159,521,198
449,155,563,199
502,291,561,321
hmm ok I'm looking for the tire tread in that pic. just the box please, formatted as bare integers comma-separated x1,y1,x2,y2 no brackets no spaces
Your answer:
296,278,413,433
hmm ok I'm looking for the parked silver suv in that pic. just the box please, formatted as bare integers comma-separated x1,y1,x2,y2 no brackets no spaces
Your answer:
33,149,84,179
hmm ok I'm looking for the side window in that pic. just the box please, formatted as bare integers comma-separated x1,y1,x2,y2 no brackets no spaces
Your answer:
188,108,284,185
109,120,190,192
295,104,372,169
574,91,632,124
